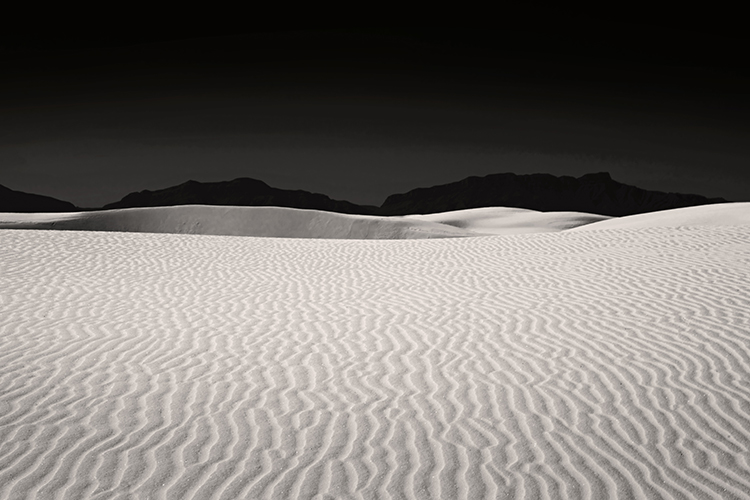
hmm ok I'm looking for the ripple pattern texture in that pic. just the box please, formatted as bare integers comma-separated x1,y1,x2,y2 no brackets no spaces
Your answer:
1,227,749,500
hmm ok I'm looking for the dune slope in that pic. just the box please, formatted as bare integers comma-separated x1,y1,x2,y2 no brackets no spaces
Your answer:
0,205,473,239
1,224,749,499
571,202,750,231
404,206,610,234
0,204,610,238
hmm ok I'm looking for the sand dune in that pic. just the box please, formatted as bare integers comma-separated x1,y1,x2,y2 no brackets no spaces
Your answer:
404,207,610,234
2,203,743,240
0,205,472,239
572,202,750,231
0,205,611,239
1,214,749,499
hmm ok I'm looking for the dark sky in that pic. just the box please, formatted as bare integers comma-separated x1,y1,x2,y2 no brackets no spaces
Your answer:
1,17,748,208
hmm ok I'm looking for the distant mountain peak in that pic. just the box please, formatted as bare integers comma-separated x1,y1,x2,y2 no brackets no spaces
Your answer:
0,183,77,213
378,172,727,216
103,177,378,214
579,171,612,181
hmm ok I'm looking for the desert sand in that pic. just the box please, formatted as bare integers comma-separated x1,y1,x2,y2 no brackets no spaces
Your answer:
0,205,611,238
1,203,749,499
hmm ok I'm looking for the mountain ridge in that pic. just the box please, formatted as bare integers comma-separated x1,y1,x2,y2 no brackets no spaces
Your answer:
102,177,379,215
2,172,729,216
377,172,728,217
0,184,78,213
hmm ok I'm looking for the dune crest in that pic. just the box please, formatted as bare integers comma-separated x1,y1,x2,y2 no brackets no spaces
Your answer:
571,202,750,231
0,204,610,239
404,206,610,234
1,223,749,499
3,203,746,240
0,205,472,239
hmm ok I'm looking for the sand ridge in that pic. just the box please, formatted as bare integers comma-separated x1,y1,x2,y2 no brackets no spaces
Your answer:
571,202,750,232
0,206,476,239
1,222,749,499
2,203,746,240
403,207,610,235
0,204,611,238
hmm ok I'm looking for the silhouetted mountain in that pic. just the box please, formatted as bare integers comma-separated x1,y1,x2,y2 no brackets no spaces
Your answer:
0,184,78,213
101,173,728,217
103,178,380,215
378,172,728,217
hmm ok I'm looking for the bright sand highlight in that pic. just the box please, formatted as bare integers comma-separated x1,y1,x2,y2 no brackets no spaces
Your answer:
1,204,749,499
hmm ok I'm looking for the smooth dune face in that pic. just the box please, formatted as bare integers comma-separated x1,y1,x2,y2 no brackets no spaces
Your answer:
3,202,742,240
571,202,750,231
0,205,610,239
0,205,473,239
1,225,749,500
404,207,611,234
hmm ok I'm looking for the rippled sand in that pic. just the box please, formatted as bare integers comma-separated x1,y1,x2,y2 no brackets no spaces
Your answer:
1,210,749,499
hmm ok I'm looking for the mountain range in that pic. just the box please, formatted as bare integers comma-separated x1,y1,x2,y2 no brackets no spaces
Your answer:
103,178,378,215
0,183,78,213
1,172,729,216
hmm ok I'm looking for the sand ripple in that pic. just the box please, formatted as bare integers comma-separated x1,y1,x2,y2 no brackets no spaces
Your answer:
1,226,749,499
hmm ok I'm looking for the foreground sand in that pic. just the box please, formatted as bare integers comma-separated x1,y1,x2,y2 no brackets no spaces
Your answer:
1,220,749,499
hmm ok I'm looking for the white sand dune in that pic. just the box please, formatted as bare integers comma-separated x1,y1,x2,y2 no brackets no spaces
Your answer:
404,206,610,234
1,212,749,499
2,203,743,240
0,205,610,239
0,205,473,239
571,202,750,232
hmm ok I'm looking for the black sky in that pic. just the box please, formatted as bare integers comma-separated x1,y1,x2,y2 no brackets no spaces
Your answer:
1,17,748,208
